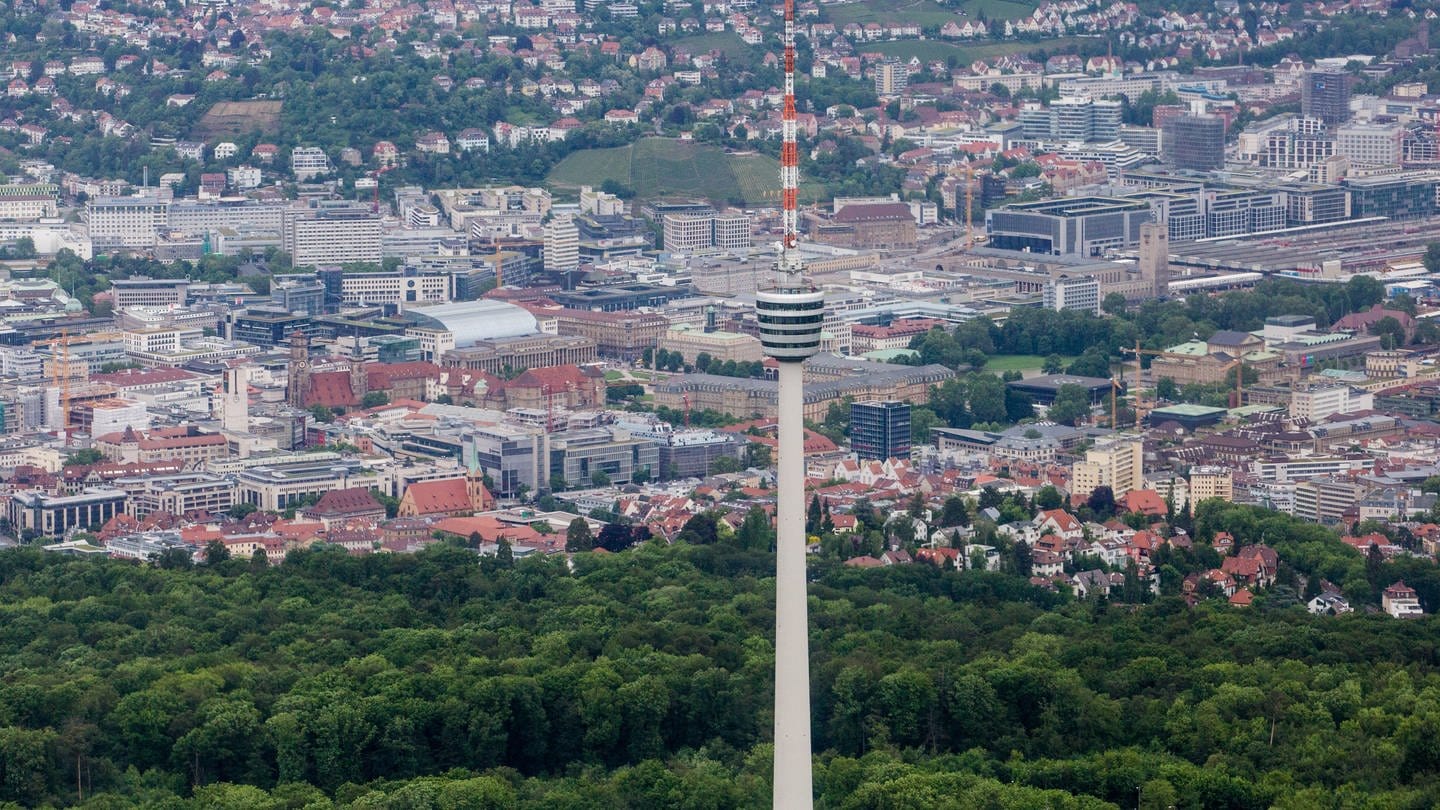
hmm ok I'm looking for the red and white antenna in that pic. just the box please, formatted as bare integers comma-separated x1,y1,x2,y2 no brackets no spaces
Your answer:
780,0,800,260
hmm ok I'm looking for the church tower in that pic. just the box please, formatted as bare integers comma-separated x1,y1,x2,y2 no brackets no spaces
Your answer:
349,342,368,402
287,332,311,408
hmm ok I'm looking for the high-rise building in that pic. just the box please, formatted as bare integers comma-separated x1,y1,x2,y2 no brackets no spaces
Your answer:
1189,466,1233,503
874,57,907,97
282,207,382,267
543,213,579,272
1043,274,1101,313
1301,69,1351,126
850,400,911,461
1071,436,1143,498
1162,114,1226,171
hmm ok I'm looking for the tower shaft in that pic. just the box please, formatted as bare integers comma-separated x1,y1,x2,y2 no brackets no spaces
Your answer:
773,360,812,809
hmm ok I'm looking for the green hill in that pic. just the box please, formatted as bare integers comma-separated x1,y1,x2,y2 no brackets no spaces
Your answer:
547,138,824,205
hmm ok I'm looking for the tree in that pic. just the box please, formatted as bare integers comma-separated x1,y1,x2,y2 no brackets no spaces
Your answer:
1034,485,1062,511
565,517,594,552
677,512,721,545
63,449,105,467
596,522,635,552
496,537,514,567
361,391,390,409
1011,539,1033,577
967,375,1007,424
709,456,743,475
228,503,258,520
590,470,611,487
808,494,824,534
1046,384,1093,427
308,405,335,423
1042,354,1066,374
910,407,939,444
1004,389,1035,423
940,496,970,528
204,540,230,565
1370,316,1407,350
1426,242,1440,275
1156,377,1178,402
1066,350,1111,379
1087,486,1116,520
1101,293,1128,316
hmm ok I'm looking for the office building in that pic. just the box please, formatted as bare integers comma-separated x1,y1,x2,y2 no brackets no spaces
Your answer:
986,196,1153,255
118,473,235,519
282,207,382,267
1162,114,1226,172
1345,174,1439,220
548,426,660,488
1293,476,1363,524
850,400,911,461
1335,121,1405,166
1071,436,1143,498
543,214,580,272
1301,69,1351,126
229,308,315,348
110,276,189,308
874,57,907,96
1043,274,1101,313
290,146,332,181
9,488,127,537
87,197,169,250
663,213,753,253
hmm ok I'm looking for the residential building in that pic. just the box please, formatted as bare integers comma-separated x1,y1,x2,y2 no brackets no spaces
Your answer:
1188,466,1233,503
1071,436,1143,498
874,57,907,96
1383,581,1423,618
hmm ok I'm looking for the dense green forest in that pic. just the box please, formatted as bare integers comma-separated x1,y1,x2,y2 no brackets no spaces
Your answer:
0,534,1439,808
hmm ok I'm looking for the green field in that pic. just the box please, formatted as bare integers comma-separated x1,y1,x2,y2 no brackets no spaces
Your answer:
548,138,825,205
866,36,1088,63
984,354,1075,373
672,32,759,64
827,0,1035,26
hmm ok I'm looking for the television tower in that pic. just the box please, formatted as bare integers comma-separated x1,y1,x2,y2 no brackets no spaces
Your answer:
755,0,823,803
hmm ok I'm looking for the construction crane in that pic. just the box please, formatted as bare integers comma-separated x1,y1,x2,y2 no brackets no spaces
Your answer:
1124,340,1248,412
368,165,395,214
964,163,975,250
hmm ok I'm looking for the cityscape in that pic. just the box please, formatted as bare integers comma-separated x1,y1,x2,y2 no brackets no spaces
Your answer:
3,0,1440,803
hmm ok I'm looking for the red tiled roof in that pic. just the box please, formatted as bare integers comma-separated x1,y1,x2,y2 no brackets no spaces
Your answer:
303,487,384,518
304,371,357,408
404,478,477,515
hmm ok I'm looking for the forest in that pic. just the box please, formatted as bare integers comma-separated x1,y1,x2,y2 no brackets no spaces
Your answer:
0,529,1439,808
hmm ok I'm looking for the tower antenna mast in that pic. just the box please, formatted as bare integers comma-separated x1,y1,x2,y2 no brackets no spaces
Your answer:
754,0,822,803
